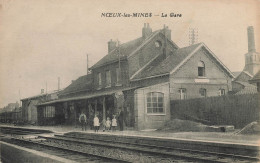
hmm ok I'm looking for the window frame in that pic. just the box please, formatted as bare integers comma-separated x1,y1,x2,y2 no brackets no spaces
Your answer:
105,70,111,87
178,88,187,100
97,72,102,88
115,67,122,86
218,89,225,96
199,88,207,97
198,61,205,77
146,92,165,115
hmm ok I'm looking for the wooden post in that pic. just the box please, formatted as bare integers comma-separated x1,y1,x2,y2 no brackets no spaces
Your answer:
103,97,106,121
94,99,97,115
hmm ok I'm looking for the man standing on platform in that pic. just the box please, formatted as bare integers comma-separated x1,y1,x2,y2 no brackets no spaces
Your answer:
118,108,124,131
79,111,87,131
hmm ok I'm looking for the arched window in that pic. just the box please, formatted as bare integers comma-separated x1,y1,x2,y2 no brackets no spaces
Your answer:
198,61,205,77
146,92,164,114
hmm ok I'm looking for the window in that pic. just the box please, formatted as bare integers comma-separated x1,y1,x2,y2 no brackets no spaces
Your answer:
198,61,205,77
199,88,207,97
44,106,55,118
218,89,225,96
155,40,162,48
116,68,121,85
146,92,164,114
105,70,111,87
97,73,101,88
178,88,187,100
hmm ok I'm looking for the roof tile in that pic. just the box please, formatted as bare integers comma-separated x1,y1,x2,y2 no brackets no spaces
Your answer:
132,43,202,80
59,74,93,96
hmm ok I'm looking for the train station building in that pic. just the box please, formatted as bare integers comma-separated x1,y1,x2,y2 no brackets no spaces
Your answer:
37,24,234,130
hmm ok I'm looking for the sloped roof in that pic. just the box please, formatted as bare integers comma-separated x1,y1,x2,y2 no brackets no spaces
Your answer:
91,37,143,69
131,43,202,80
232,71,241,78
131,42,234,81
234,71,253,82
59,74,93,96
234,81,255,88
235,83,257,95
90,30,176,69
249,70,260,82
38,86,137,106
21,90,61,101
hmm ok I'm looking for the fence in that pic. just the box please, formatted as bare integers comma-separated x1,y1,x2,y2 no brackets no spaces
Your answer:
171,93,259,128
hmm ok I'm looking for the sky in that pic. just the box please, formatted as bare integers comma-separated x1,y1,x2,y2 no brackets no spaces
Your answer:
0,0,259,108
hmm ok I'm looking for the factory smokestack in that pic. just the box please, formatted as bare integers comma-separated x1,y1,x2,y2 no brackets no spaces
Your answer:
248,26,256,53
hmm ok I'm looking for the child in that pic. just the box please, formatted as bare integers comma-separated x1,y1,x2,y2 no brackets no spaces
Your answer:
105,117,111,131
111,115,117,131
93,114,100,132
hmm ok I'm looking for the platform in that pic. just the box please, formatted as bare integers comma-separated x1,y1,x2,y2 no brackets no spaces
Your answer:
1,124,259,146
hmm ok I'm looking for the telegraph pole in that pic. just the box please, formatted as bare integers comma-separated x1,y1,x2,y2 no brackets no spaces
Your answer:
86,54,89,75
19,89,21,107
189,28,198,45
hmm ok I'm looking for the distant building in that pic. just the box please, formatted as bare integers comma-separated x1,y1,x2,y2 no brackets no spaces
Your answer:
249,70,260,92
38,24,234,130
0,102,19,113
21,89,60,124
232,26,259,94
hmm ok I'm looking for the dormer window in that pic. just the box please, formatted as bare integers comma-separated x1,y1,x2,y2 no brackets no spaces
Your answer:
155,41,162,48
198,61,205,77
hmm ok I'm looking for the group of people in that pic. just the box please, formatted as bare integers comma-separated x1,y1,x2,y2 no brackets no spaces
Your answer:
79,110,124,132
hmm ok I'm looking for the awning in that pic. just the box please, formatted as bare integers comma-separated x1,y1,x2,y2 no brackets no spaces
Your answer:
37,87,137,106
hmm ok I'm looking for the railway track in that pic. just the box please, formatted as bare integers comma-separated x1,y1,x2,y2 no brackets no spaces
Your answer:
38,133,259,163
1,137,129,163
0,127,129,162
1,127,259,162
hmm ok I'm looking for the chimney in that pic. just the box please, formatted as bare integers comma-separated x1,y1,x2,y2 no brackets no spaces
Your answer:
142,23,152,39
163,25,171,40
248,26,256,53
108,39,117,53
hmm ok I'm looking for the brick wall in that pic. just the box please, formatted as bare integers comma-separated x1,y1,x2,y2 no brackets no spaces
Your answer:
134,83,170,130
92,60,129,89
128,33,177,78
170,48,233,100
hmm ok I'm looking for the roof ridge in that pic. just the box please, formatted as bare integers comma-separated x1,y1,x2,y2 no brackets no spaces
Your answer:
130,53,162,80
